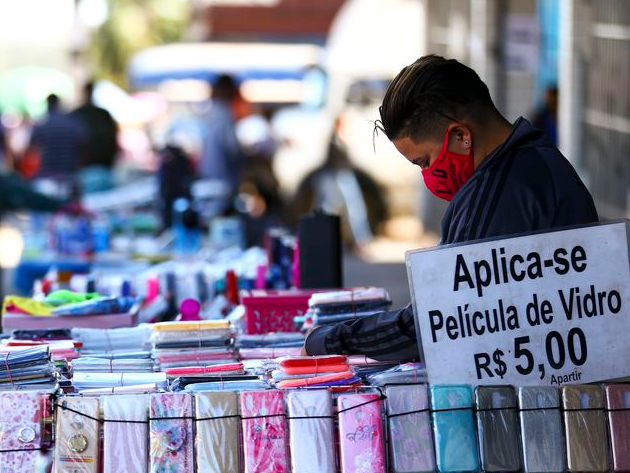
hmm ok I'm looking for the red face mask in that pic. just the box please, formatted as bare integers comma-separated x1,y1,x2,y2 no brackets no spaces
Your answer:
421,128,475,201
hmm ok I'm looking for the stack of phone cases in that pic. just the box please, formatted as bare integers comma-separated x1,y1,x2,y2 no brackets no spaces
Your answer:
195,391,241,473
54,397,100,473
338,392,386,473
386,384,435,473
149,393,194,473
102,394,149,473
287,389,336,473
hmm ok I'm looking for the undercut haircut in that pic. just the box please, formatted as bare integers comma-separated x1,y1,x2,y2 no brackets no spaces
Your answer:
376,55,497,142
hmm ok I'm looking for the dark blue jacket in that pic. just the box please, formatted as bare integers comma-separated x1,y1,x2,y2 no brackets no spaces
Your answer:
305,118,598,361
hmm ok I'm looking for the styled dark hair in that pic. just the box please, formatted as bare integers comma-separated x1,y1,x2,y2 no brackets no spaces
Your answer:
377,55,496,141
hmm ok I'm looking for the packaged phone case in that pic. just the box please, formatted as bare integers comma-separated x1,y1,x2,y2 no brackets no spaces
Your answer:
102,394,149,473
0,391,47,473
562,385,609,472
287,389,335,473
518,386,565,473
195,391,240,473
475,386,521,472
240,390,289,473
54,397,100,473
385,384,434,473
149,393,194,473
430,385,479,473
337,392,386,473
605,384,630,472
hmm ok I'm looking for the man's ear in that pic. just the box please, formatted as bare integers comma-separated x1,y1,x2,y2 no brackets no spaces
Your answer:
447,124,473,154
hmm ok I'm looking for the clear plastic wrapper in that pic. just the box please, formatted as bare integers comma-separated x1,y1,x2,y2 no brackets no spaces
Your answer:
518,386,565,473
240,390,289,473
0,391,47,473
385,384,435,473
238,348,302,360
102,394,148,473
54,397,100,473
430,385,479,472
475,386,521,472
606,384,630,472
287,389,335,473
184,380,268,392
195,391,240,473
72,357,154,373
366,362,427,386
562,385,609,472
73,372,167,390
72,325,152,352
149,392,194,473
337,392,386,473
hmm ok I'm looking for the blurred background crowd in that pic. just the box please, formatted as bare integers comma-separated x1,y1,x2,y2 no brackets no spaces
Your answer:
0,0,627,289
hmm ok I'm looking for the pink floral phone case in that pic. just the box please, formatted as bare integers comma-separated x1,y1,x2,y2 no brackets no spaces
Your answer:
149,393,194,473
0,391,46,473
338,393,386,473
240,390,288,473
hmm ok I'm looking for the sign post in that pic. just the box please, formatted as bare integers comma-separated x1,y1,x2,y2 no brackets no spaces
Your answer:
406,221,630,387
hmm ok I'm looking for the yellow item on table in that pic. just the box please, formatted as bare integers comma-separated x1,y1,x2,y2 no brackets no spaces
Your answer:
2,296,53,316
152,320,230,332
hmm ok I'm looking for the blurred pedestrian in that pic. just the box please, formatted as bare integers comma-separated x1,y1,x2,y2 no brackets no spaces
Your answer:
158,143,196,230
532,85,559,145
199,74,243,212
71,81,119,192
26,94,84,196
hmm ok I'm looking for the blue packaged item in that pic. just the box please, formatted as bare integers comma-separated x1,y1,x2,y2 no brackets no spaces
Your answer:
52,296,136,316
431,385,479,472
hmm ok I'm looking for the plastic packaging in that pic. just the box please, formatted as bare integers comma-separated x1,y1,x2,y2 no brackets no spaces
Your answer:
240,390,289,473
367,362,427,386
518,386,565,473
195,391,240,473
54,397,100,473
337,392,386,473
562,385,609,472
605,384,630,472
430,385,479,473
102,394,149,473
0,391,46,473
287,389,336,473
149,393,194,473
475,386,521,472
386,384,435,473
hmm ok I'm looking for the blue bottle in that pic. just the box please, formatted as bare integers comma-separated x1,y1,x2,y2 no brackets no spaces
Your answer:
431,385,480,472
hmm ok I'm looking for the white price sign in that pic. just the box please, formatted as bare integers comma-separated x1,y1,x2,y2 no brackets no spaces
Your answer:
406,221,630,387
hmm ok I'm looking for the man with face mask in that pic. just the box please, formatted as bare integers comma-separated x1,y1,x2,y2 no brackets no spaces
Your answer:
303,55,598,361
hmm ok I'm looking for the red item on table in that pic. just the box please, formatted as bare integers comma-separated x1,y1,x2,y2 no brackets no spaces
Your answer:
165,363,244,376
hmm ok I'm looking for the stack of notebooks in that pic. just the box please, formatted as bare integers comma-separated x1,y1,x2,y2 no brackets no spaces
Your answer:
270,355,361,389
302,287,392,330
0,346,58,389
72,325,152,354
236,332,304,360
72,354,155,374
167,362,266,392
150,320,237,371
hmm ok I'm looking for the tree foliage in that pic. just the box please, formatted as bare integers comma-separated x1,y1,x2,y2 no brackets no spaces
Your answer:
89,0,188,87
